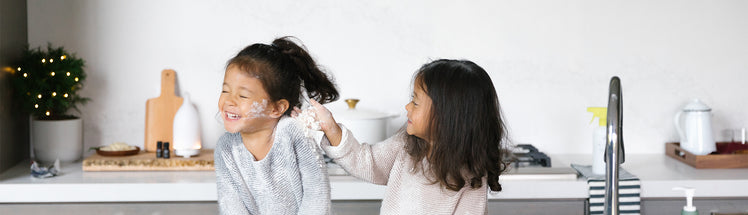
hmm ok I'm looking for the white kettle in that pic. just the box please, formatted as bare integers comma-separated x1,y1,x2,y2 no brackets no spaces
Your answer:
674,99,716,155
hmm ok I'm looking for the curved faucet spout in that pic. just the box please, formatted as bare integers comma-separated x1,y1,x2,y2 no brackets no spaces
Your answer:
604,76,625,215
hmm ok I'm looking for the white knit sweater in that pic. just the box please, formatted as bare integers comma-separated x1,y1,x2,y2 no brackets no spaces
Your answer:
215,116,330,215
321,124,488,215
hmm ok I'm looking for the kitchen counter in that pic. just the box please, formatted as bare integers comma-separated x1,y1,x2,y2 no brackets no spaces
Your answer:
1,154,747,203
552,154,748,198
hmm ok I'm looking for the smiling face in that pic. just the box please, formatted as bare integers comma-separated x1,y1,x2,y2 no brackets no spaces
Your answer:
218,65,279,133
405,81,432,141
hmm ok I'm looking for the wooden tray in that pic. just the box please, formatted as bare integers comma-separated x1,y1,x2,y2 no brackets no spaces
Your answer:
83,149,214,171
665,142,748,169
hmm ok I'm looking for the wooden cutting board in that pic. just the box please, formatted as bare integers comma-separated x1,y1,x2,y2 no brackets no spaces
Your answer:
82,150,214,171
144,69,183,152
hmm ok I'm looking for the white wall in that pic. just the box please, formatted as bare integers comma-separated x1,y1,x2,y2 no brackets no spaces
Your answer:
27,0,748,155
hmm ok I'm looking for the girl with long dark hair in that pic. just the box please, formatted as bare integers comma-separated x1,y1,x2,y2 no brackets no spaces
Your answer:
303,59,508,214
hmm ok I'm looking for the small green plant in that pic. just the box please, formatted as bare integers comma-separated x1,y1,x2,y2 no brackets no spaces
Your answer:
11,44,89,120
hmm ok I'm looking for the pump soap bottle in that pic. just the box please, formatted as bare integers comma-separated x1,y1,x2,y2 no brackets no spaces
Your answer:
587,107,607,175
673,187,698,215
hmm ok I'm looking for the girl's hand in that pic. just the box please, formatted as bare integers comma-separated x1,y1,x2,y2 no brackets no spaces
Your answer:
292,99,343,146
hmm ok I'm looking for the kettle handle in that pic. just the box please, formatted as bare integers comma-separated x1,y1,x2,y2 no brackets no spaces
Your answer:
674,110,687,145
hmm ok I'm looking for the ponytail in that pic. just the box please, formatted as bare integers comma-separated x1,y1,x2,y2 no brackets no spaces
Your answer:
227,36,339,115
272,37,339,104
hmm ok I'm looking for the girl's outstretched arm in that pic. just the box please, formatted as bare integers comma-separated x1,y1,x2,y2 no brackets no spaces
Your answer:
303,100,403,185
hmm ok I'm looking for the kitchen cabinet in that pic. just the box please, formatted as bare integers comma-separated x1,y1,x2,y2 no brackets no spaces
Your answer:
0,202,373,215
5,199,748,215
333,199,589,215
0,200,586,215
641,198,748,215
489,199,586,215
0,202,218,215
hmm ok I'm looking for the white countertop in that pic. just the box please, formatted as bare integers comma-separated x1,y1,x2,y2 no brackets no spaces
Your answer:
552,154,748,198
1,154,747,203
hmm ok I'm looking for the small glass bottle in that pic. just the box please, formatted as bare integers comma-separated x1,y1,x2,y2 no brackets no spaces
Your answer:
156,141,163,158
163,142,170,159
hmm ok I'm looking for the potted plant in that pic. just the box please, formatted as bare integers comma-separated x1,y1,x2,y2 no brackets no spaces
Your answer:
10,44,89,164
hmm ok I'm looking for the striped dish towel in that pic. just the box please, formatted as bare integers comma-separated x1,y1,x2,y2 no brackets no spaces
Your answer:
571,164,642,215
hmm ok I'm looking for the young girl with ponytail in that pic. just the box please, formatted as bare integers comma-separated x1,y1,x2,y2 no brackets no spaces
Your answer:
215,37,338,215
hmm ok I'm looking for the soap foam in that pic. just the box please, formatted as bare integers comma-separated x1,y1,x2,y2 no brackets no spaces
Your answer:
294,99,324,165
298,107,322,130
244,99,270,119
296,86,322,138
216,99,271,133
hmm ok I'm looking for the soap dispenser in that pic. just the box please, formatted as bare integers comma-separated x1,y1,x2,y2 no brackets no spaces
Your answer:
673,187,698,215
587,107,607,175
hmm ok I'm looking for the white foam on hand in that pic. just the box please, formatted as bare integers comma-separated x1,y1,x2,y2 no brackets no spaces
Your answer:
299,107,322,131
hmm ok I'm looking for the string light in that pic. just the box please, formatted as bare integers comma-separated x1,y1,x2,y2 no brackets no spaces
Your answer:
20,48,82,118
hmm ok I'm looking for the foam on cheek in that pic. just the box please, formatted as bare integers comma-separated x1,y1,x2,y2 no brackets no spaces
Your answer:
243,99,270,119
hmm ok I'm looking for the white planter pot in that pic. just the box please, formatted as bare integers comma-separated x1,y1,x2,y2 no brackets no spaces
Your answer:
31,117,83,164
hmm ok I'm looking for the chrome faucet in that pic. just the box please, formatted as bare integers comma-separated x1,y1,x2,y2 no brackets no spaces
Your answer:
604,76,625,215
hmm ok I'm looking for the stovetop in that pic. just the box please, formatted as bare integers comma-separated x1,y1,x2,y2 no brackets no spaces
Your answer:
325,144,553,176
506,144,552,168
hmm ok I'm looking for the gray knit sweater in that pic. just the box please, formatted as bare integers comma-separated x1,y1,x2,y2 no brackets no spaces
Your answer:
215,116,330,215
322,124,488,215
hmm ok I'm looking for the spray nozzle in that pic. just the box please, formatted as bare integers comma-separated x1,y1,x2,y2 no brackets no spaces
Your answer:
673,186,697,212
587,107,607,126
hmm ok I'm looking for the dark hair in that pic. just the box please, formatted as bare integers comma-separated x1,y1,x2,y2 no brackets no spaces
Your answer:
405,59,508,192
227,36,339,115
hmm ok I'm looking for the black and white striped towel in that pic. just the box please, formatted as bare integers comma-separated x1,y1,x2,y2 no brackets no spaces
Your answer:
571,164,642,215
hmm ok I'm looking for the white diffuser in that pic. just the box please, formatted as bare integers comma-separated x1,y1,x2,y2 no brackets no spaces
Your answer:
173,92,202,158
